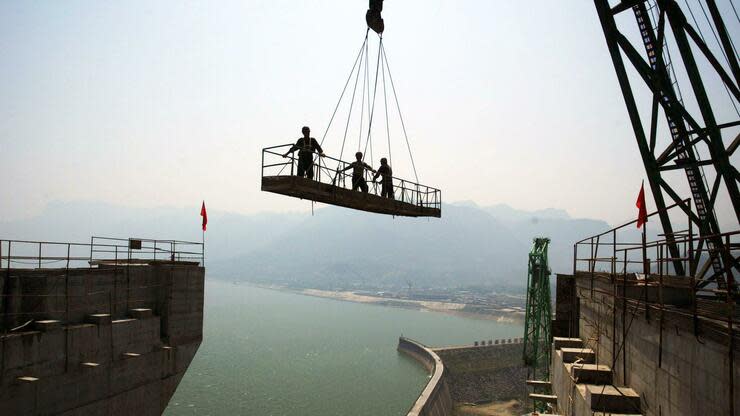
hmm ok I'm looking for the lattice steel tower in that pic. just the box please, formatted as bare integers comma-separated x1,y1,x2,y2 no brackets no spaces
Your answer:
594,0,739,291
523,238,552,382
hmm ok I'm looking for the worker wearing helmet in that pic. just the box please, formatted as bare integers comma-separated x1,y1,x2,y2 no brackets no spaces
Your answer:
283,126,325,180
342,152,375,193
373,158,394,199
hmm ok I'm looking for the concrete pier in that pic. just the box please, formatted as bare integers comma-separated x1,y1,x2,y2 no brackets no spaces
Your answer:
548,273,739,416
0,261,204,415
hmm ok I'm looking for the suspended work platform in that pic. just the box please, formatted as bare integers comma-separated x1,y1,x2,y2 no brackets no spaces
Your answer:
262,144,441,218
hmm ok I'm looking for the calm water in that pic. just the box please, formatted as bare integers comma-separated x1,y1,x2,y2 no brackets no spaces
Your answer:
165,279,522,416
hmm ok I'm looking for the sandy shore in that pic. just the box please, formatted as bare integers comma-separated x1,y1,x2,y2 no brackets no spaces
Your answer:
289,287,523,323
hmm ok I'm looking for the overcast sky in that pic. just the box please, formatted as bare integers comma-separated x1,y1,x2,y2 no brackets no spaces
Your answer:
1,1,738,227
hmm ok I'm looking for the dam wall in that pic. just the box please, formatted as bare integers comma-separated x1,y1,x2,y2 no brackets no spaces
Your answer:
568,273,738,416
0,261,204,415
397,337,453,416
433,339,527,404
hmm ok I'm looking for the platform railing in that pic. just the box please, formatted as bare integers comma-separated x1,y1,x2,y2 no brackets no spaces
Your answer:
262,144,441,211
0,236,204,270
572,198,738,333
573,199,738,295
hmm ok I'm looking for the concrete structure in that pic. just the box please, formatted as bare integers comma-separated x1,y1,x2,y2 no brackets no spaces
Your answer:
433,339,527,406
547,272,738,416
399,337,530,415
0,261,204,415
397,337,453,416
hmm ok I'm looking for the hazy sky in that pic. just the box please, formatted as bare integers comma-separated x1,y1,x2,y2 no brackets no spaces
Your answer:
1,1,738,227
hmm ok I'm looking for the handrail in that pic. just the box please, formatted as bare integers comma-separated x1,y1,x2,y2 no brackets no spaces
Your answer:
0,236,204,270
264,143,440,192
572,198,738,303
574,198,691,244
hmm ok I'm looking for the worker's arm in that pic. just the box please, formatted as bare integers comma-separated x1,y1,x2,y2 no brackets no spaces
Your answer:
313,139,325,156
364,163,376,173
341,163,354,172
283,140,300,157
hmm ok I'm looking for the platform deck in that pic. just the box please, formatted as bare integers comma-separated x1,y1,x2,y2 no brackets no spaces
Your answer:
262,175,441,218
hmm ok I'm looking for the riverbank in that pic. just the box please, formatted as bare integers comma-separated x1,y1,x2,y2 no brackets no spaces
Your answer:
247,283,524,323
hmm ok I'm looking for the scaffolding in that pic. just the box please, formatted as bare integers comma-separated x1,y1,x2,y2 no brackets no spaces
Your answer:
523,237,553,411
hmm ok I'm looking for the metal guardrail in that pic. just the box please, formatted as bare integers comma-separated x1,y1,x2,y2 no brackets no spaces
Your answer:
262,144,441,211
572,198,739,342
0,236,204,270
573,199,738,297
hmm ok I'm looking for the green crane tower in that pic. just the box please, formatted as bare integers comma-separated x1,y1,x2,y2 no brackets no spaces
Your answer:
523,237,552,382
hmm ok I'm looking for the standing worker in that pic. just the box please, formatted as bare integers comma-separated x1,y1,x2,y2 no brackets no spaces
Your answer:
342,152,375,193
373,157,394,199
283,126,325,180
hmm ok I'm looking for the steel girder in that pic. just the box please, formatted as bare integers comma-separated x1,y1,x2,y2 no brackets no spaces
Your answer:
594,0,739,289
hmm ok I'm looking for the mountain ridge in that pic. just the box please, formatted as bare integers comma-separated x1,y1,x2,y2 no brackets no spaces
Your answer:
0,200,613,289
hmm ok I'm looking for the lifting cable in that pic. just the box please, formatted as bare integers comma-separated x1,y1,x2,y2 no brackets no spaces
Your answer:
276,32,369,178
338,32,369,163
682,0,740,117
730,0,740,24
695,0,739,62
320,30,370,150
309,30,422,187
355,37,370,158
382,42,419,183
362,35,384,167
694,0,739,88
381,38,392,168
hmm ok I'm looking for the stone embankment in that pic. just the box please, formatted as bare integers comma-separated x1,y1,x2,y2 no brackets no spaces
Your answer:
433,339,527,405
398,337,528,416
397,337,454,416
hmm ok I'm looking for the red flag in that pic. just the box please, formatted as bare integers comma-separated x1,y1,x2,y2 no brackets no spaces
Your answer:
200,201,208,231
636,182,648,228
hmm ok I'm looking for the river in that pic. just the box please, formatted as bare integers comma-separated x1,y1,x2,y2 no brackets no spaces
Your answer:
164,279,523,415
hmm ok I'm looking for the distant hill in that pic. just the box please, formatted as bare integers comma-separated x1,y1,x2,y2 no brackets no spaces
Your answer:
0,200,614,290
211,204,528,289
476,203,611,275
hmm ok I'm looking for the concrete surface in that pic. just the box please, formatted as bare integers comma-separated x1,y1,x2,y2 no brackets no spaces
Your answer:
0,262,204,415
552,273,739,416
398,337,454,416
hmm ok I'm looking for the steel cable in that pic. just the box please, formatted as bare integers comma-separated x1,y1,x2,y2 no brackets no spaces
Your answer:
381,43,419,183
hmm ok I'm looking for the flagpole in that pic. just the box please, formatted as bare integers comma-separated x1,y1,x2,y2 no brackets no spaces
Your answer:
202,229,205,268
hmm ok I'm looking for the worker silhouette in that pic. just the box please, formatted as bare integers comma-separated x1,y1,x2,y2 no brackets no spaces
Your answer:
373,158,394,199
342,152,375,193
283,126,325,180
366,0,384,34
